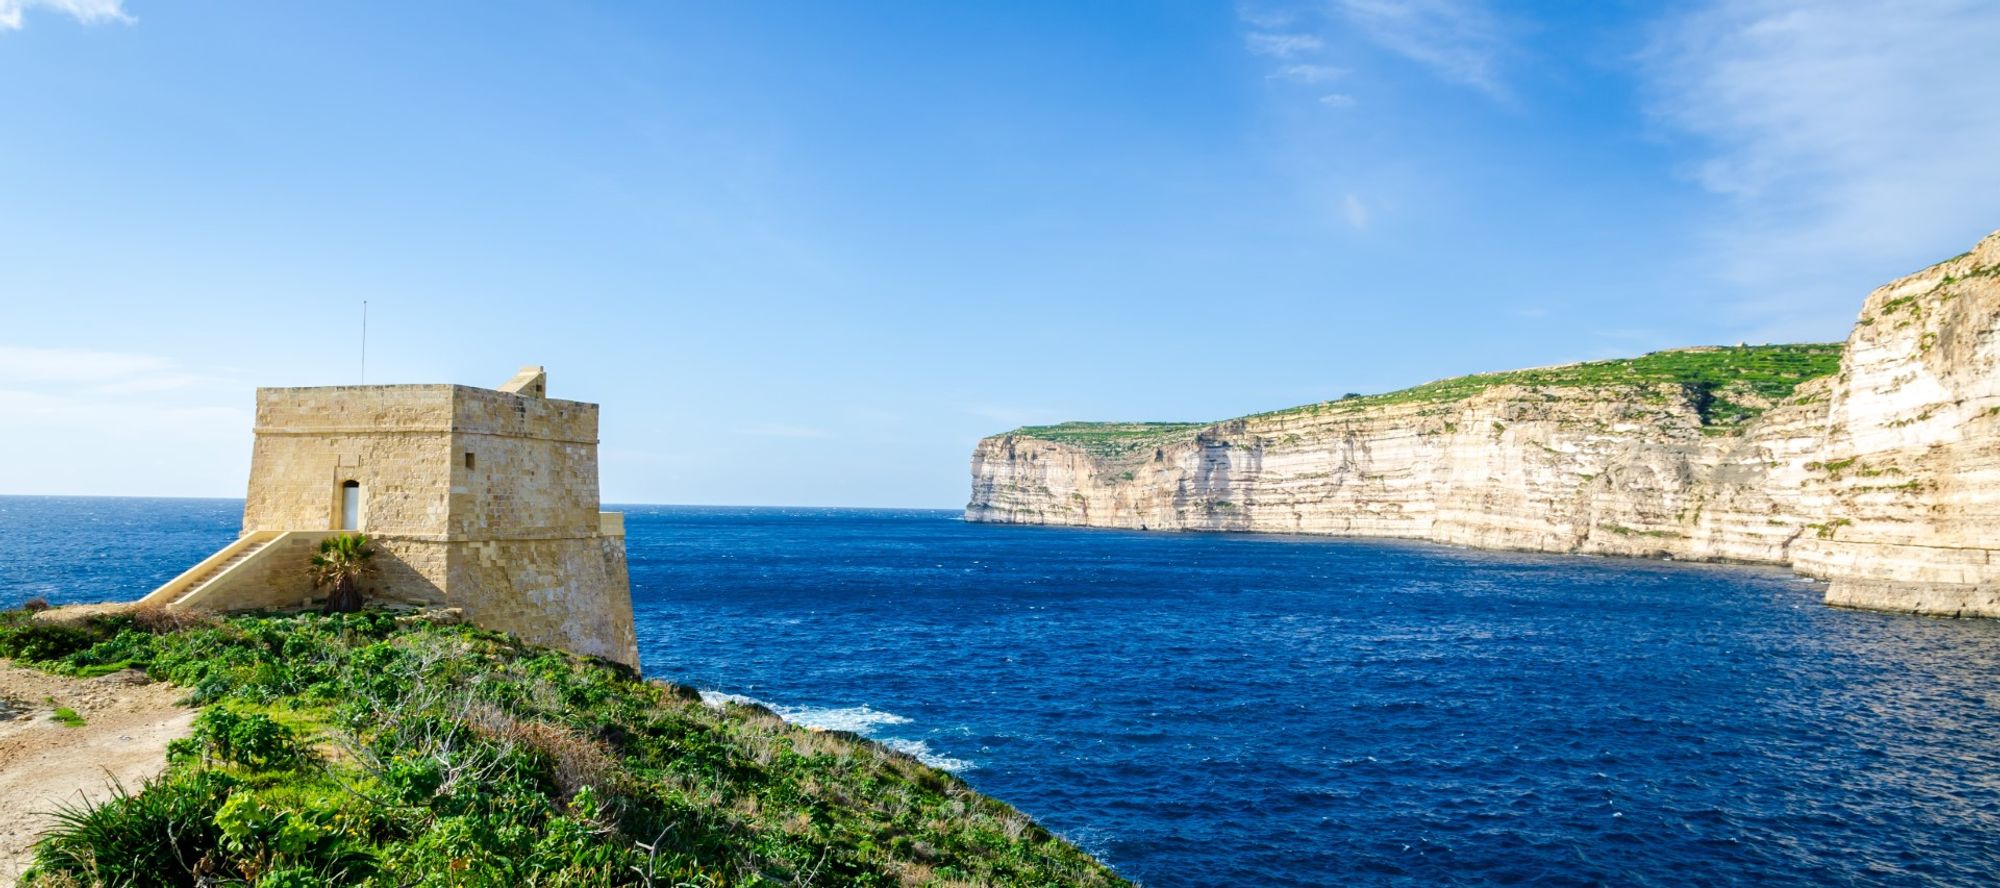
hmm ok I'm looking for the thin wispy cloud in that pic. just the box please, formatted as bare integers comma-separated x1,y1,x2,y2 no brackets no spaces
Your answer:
0,0,132,30
1644,0,2000,333
0,346,238,429
0,345,244,494
1235,2,1298,31
1332,0,1512,98
1238,0,1516,106
0,389,243,438
0,345,206,391
1245,32,1323,58
1271,63,1346,85
1342,194,1371,230
1237,12,1356,110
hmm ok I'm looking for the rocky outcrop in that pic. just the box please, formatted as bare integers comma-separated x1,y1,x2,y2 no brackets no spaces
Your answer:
967,230,2000,618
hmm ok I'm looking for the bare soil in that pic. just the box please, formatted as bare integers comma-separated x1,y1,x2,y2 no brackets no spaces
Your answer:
0,661,194,885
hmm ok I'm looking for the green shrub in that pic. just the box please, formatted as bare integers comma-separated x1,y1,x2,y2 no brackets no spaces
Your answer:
28,770,237,885
0,615,97,662
213,793,375,883
3,608,1126,887
187,707,316,770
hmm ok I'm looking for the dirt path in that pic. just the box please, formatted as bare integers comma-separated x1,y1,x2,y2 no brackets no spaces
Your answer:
0,662,195,885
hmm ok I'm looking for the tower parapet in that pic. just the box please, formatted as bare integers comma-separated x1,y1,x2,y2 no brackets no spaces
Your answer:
141,367,639,667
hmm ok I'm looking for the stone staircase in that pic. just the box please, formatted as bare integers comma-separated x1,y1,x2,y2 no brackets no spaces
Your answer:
166,537,275,606
138,530,291,610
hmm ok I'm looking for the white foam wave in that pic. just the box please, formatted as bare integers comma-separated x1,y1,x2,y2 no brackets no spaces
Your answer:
880,737,978,773
779,705,912,734
696,691,974,772
699,690,767,709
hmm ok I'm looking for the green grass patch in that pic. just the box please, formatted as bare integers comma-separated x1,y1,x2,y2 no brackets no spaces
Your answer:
50,706,84,728
1250,344,1842,424
1006,344,1843,455
1007,421,1208,458
1,608,1124,887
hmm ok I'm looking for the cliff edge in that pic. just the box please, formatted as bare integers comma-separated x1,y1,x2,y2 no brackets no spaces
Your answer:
1,608,1124,885
967,229,2000,618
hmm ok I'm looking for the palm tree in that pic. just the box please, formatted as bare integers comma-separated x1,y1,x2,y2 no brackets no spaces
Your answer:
312,533,376,614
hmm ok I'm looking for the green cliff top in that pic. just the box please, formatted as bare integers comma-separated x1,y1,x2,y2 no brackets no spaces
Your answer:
1006,422,1209,458
2,607,1124,887
1006,343,1843,455
1257,343,1843,419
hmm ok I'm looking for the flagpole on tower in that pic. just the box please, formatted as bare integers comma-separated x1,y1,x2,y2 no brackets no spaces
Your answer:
361,300,368,384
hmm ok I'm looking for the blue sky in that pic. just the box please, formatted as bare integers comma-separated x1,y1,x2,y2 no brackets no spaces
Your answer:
4,0,1998,507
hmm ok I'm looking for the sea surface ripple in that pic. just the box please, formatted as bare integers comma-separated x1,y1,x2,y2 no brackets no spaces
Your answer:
7,497,2000,886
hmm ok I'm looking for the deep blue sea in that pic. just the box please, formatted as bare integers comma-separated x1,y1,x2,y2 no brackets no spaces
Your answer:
6,496,2000,886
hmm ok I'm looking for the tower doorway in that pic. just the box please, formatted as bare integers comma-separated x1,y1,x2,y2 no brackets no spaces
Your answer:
340,480,362,531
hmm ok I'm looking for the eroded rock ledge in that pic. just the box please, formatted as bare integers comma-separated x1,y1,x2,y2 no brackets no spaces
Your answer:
967,229,2000,618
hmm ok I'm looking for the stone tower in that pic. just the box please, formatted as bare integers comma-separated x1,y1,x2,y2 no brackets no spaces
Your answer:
141,366,639,668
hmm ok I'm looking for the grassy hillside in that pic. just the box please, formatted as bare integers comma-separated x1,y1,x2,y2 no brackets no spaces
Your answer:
0,607,1123,887
1004,344,1843,456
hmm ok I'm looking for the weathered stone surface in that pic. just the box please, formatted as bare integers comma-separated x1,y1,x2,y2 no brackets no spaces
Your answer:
967,230,2000,619
169,370,639,666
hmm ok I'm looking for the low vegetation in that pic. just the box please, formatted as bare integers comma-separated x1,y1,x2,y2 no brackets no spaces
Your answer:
1006,422,1207,458
310,533,375,614
1008,344,1844,456
1251,343,1842,423
0,607,1122,887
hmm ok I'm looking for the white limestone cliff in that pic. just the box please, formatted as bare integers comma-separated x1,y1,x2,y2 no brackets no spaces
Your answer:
966,230,2000,618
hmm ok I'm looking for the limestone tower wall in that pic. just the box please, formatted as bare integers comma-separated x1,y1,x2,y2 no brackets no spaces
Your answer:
244,384,461,538
160,367,640,667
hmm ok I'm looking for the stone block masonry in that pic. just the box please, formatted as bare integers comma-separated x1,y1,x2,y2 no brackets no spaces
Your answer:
146,367,639,667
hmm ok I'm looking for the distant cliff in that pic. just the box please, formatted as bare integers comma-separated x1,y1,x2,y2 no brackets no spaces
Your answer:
968,229,2000,618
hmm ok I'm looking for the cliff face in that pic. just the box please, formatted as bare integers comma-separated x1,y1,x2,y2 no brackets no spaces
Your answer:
967,230,2000,618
